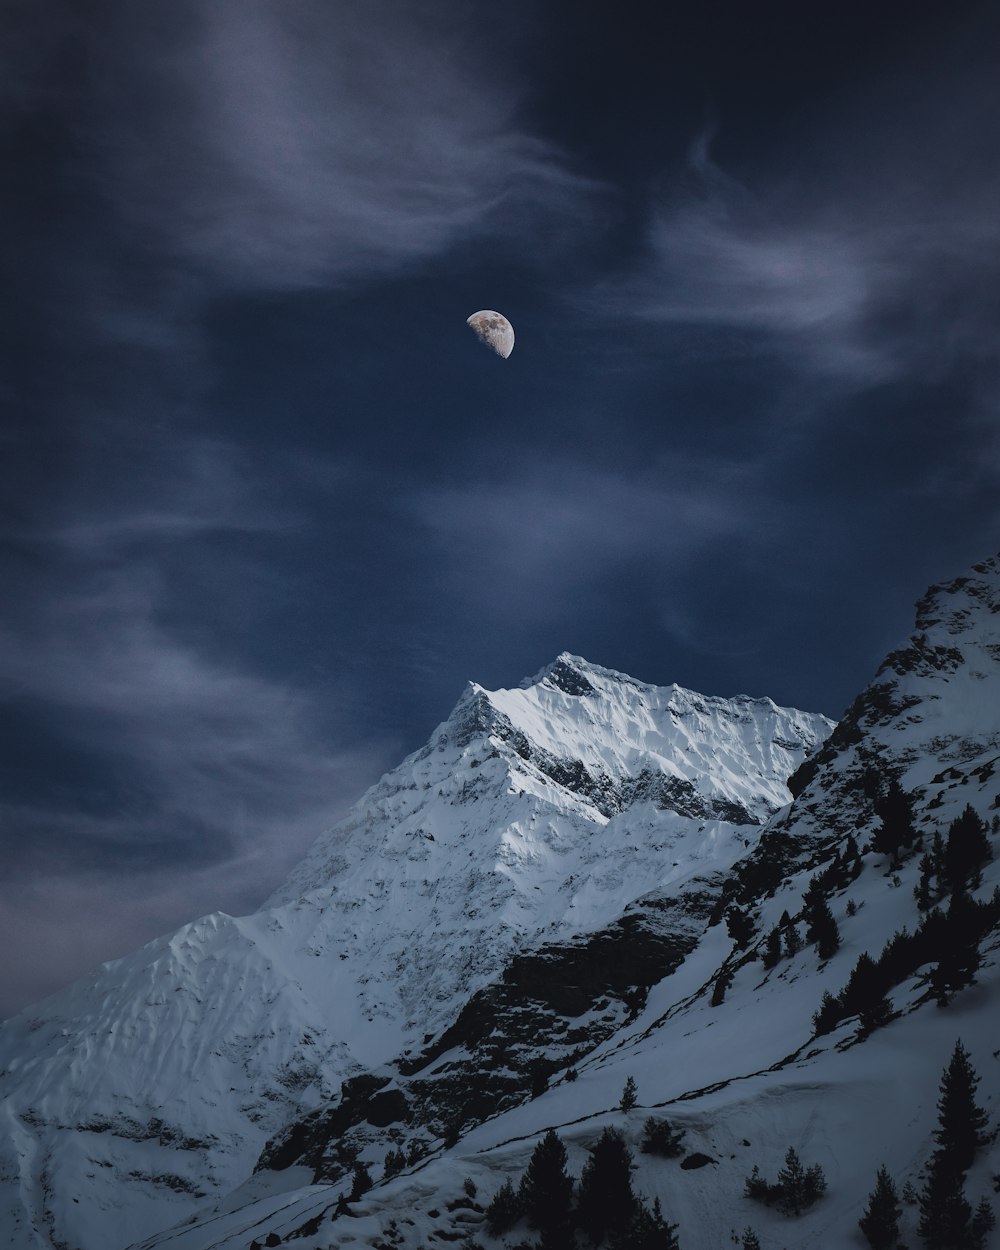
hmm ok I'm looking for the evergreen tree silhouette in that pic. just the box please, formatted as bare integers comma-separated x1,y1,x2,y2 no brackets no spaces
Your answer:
620,1075,638,1112
918,1041,990,1248
943,805,993,893
804,894,841,960
872,780,916,863
608,1196,680,1250
640,1117,685,1158
577,1126,636,1244
933,1040,989,1172
484,1178,522,1235
762,925,782,969
917,1156,973,1249
520,1129,573,1246
859,1165,901,1249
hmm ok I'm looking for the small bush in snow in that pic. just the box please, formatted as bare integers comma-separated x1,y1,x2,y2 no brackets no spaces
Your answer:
640,1117,685,1158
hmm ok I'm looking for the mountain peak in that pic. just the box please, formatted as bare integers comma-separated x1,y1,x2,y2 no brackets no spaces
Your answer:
521,653,599,696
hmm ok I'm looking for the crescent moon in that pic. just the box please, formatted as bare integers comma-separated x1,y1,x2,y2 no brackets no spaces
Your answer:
467,310,514,359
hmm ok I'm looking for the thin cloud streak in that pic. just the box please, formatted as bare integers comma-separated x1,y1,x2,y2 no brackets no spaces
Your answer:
408,455,776,618
597,41,1000,395
51,0,600,293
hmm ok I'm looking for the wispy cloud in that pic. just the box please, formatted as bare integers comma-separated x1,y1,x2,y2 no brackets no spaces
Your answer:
23,0,598,294
599,47,1000,395
0,440,394,1017
408,453,773,621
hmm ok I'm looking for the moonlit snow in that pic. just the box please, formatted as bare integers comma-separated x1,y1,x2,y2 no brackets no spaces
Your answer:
3,554,1000,1250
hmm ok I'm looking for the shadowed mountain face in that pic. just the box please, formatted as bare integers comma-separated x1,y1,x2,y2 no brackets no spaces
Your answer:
0,654,831,1250
4,554,1000,1250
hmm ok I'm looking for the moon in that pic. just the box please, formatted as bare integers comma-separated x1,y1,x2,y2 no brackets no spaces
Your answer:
467,310,514,359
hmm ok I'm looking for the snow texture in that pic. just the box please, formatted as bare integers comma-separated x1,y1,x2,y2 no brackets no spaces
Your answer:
3,552,1000,1250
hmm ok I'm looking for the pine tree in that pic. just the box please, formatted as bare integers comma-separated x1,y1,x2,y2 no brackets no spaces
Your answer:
784,924,802,957
577,1126,636,1244
915,853,934,910
741,1230,761,1250
918,1041,991,1249
943,806,993,893
872,781,916,863
930,891,984,1002
804,894,841,960
620,1075,638,1112
608,1196,680,1250
813,990,842,1035
775,1147,826,1215
930,829,946,881
726,906,756,950
933,1040,989,1173
640,1117,685,1157
711,968,732,1007
349,1162,372,1200
520,1130,573,1239
971,1199,996,1249
485,1178,522,1235
859,1165,901,1249
918,1154,973,1249
762,926,782,969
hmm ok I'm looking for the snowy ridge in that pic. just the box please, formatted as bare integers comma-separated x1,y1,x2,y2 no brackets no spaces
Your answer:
787,552,1000,839
0,656,831,1250
131,552,1000,1250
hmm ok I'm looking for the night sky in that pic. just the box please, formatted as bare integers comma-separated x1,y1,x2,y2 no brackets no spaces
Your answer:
3,0,999,1017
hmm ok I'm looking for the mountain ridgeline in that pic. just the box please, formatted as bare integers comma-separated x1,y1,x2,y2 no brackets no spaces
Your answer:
2,554,1000,1250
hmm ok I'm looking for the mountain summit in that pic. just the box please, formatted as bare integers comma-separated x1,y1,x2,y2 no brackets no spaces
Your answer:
4,555,1000,1250
0,657,831,1250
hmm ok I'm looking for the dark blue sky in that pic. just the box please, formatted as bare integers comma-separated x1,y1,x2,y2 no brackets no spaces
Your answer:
2,0,998,1016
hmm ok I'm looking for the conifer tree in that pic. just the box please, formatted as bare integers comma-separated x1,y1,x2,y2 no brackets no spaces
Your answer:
804,894,841,960
640,1117,685,1157
914,853,934,911
933,1040,989,1173
609,1196,680,1250
577,1126,636,1244
520,1129,574,1242
930,891,984,1001
918,1041,991,1249
711,968,732,1007
726,906,756,950
917,1154,973,1249
859,1165,901,1249
349,1162,372,1200
971,1199,996,1248
813,990,842,1035
783,924,802,957
485,1178,522,1235
872,780,916,863
943,806,993,893
775,1147,826,1215
762,926,782,969
741,1230,761,1250
620,1075,638,1112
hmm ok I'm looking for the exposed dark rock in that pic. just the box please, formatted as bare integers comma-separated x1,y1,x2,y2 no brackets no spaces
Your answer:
258,891,716,1183
543,659,596,696
680,1152,715,1170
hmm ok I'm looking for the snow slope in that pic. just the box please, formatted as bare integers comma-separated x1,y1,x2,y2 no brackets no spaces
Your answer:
0,656,832,1250
133,554,1000,1250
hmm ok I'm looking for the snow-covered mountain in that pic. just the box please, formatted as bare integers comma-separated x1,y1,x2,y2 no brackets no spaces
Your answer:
124,551,1000,1250
0,655,833,1250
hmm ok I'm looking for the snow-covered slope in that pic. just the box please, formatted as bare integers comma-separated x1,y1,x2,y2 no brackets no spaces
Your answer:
0,656,832,1250
132,553,1000,1250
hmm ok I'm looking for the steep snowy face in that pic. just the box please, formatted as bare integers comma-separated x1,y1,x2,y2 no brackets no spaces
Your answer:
270,654,833,1028
277,652,832,904
0,656,831,1250
788,553,1000,839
